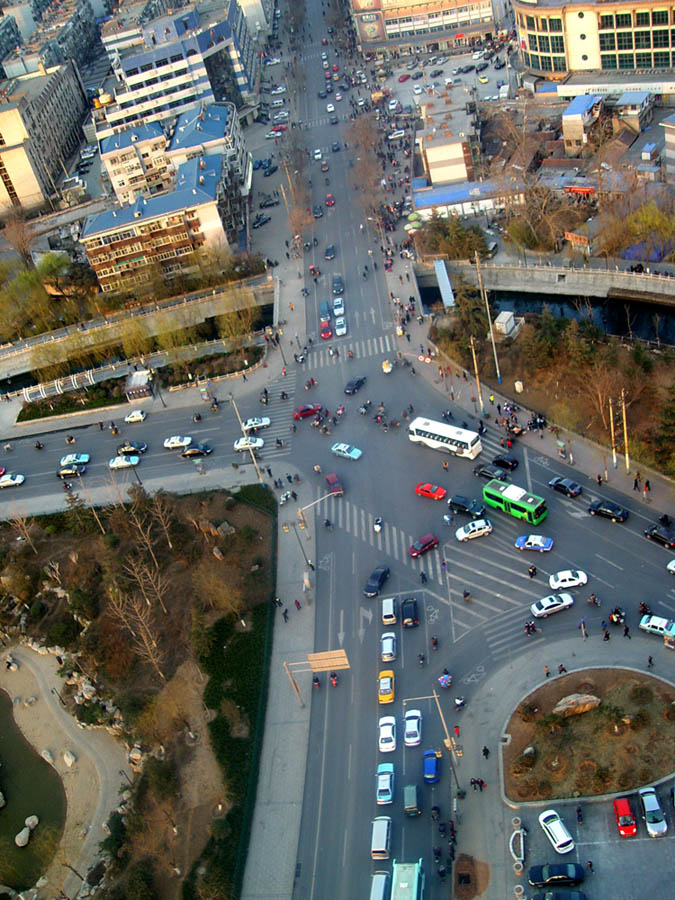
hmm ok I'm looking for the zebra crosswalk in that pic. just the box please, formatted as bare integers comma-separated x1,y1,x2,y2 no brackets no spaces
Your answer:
303,334,398,368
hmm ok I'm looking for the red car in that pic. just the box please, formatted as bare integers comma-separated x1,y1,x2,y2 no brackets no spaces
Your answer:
320,321,332,340
398,73,411,82
271,124,287,132
409,533,439,558
325,473,344,496
332,64,339,72
0,466,5,477
325,193,335,206
293,403,322,420
324,70,331,80
322,37,328,45
415,482,447,501
613,797,637,837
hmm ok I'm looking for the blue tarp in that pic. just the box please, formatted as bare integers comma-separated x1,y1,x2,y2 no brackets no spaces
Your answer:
621,240,673,263
434,259,455,308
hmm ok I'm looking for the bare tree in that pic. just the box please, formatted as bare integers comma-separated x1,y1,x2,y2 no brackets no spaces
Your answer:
2,208,36,269
192,560,244,618
107,586,166,682
127,505,159,571
10,512,38,555
150,492,177,551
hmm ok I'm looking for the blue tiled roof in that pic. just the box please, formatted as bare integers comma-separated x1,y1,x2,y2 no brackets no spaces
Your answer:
100,122,164,156
412,179,513,209
616,91,650,106
169,103,231,153
563,94,603,117
81,154,223,238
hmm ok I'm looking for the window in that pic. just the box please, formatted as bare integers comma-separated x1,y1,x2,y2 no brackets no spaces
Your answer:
539,18,548,31
635,30,651,48
601,54,618,69
529,33,538,51
652,10,668,25
600,14,614,29
538,35,550,52
672,28,675,44
653,29,669,46
618,52,635,68
616,13,632,27
530,53,540,69
550,35,565,53
616,32,632,49
126,67,139,76
522,51,530,66
526,15,535,29
654,50,670,65
518,13,524,28
170,54,183,63
155,58,168,67
553,56,566,71
140,62,153,72
635,11,649,26
549,17,562,31
600,33,616,50
540,55,552,70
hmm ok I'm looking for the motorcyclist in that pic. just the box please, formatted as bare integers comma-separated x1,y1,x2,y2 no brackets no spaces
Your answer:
193,413,201,422
324,518,332,529
34,440,43,449
312,675,320,689
330,672,338,687
431,635,438,651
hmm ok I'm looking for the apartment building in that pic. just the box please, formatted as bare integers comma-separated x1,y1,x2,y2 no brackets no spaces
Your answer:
348,0,502,56
0,61,87,211
561,93,605,156
100,121,172,204
166,101,247,178
100,0,176,59
81,153,233,293
238,0,274,37
513,0,675,78
93,2,257,140
0,15,21,76
3,0,99,77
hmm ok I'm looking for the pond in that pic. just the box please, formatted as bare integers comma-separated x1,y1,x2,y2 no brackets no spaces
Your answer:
0,689,67,891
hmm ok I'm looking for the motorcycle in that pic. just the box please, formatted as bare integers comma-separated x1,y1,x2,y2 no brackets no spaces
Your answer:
279,491,292,505
330,672,338,687
639,601,651,615
418,653,425,668
336,405,345,417
359,401,372,415
609,607,625,625
454,696,466,710
576,806,583,825
313,675,320,689
586,594,601,607
373,517,382,534
34,441,44,449
431,636,438,651
193,413,202,422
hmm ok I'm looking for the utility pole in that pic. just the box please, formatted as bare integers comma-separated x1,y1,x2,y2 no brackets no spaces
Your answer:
608,397,617,469
469,335,485,415
620,388,630,473
474,251,501,384
229,393,265,484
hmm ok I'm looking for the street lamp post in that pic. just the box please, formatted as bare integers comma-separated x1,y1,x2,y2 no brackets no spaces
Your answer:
228,393,265,484
474,251,501,384
51,686,66,707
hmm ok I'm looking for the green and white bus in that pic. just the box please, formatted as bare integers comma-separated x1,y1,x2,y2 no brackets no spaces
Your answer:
390,858,425,900
482,480,548,525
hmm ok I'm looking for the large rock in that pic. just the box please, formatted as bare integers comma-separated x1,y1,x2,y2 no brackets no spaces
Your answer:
15,826,30,847
553,693,601,717
25,815,39,830
41,749,54,765
64,750,77,768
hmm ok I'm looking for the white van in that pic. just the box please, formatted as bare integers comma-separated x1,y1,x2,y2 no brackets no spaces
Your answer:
271,98,285,108
370,816,392,859
369,871,390,900
381,597,397,625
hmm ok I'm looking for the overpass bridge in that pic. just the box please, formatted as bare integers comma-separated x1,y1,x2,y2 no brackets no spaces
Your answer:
422,260,675,307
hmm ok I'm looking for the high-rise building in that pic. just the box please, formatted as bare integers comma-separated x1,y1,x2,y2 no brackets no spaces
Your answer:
513,0,675,78
0,61,87,211
0,15,21,77
100,121,173,204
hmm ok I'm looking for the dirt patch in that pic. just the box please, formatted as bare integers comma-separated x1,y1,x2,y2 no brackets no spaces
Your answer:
503,668,675,802
454,854,491,899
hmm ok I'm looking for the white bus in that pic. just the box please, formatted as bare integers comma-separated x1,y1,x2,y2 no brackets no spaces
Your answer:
390,859,425,900
408,417,482,459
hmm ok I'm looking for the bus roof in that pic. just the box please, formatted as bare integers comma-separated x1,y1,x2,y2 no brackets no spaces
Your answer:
390,859,423,900
409,417,477,438
485,480,543,504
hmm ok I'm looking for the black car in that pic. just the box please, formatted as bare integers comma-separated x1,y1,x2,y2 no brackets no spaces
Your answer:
57,464,86,479
401,598,419,627
339,82,350,92
318,89,327,98
430,67,444,76
324,244,336,260
528,863,584,887
364,564,390,597
476,61,489,72
588,499,629,522
492,454,519,471
473,463,507,481
263,164,278,177
548,476,582,498
644,523,675,549
325,84,333,93
313,205,323,218
252,214,271,229
494,59,505,69
332,274,344,295
331,141,341,152
260,197,280,208
532,893,587,900
448,494,486,518
330,115,339,125
117,440,148,455
411,70,424,80
181,443,213,458
462,64,475,73
344,376,367,395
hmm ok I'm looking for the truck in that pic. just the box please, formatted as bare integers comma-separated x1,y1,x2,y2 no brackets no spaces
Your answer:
499,82,510,100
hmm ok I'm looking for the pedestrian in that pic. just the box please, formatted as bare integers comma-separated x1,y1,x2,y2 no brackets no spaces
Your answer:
266,467,273,477
647,655,654,669
623,624,631,638
633,477,639,491
308,561,315,571
282,608,289,622
291,490,297,500
643,479,651,498
282,367,286,376
441,560,448,572
601,620,607,630
242,372,247,382
482,746,489,759
586,860,594,874
454,724,460,737
528,565,537,578
635,469,641,485
558,664,567,674
544,665,550,677
596,474,603,487
603,630,610,642
470,777,477,791
289,302,294,311
489,394,494,405
294,599,301,610
478,778,485,791
286,473,293,483
420,571,427,584
497,403,501,416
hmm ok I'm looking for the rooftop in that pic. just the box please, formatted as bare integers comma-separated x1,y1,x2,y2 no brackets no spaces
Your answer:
0,66,60,109
168,102,232,153
99,121,165,156
615,91,651,107
80,153,223,238
101,1,152,38
417,95,476,149
563,94,603,118
412,178,521,210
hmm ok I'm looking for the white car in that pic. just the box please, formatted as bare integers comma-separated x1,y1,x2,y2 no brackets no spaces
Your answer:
0,472,24,488
455,518,493,542
271,84,286,94
452,67,461,75
234,436,264,452
404,709,422,747
265,131,279,139
314,148,322,160
388,129,405,140
331,442,362,461
413,84,423,94
667,559,675,575
549,570,588,590
265,57,281,66
333,296,345,316
124,409,146,423
326,103,335,113
334,317,347,336
60,453,90,466
335,92,343,101
538,809,575,854
378,715,396,753
530,593,574,619
639,614,675,638
380,632,397,662
388,99,399,111
321,51,328,60
242,417,271,432
164,435,192,450
273,111,289,121
108,455,139,470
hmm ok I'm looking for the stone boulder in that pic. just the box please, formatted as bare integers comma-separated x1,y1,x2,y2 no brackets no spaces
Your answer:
15,826,30,847
212,546,224,561
217,520,235,538
64,750,77,768
25,815,39,830
0,790,5,808
41,749,54,765
553,693,601,718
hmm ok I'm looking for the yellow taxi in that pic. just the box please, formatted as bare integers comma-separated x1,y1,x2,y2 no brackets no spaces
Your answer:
378,670,395,704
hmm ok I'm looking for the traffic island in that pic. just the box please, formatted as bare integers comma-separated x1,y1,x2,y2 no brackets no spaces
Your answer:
502,668,675,802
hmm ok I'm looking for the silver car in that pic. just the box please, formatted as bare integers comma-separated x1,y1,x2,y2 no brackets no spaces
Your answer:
638,787,667,837
380,632,397,662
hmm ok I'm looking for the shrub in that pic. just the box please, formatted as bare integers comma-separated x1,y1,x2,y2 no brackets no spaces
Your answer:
76,701,108,726
70,588,99,620
124,860,158,900
100,811,128,865
46,612,81,647
144,756,179,801
29,600,47,621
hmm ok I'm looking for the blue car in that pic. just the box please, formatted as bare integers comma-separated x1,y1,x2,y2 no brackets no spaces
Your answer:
376,763,394,804
515,534,554,553
423,749,440,783
331,442,362,461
